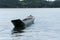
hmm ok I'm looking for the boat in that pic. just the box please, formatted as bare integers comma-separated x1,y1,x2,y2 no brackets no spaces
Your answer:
11,15,35,33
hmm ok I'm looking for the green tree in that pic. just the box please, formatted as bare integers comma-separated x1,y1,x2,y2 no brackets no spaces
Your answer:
0,0,19,8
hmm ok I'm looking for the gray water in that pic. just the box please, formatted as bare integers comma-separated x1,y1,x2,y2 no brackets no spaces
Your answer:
0,8,60,40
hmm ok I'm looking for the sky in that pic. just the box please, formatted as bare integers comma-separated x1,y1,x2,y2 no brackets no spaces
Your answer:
47,0,55,1
19,0,55,1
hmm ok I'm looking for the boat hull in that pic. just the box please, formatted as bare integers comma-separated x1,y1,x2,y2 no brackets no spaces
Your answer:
11,17,35,33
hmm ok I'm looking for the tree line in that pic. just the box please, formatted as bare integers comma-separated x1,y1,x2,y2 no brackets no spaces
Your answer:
0,0,60,8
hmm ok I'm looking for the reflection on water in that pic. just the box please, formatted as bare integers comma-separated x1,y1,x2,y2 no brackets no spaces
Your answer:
11,30,25,34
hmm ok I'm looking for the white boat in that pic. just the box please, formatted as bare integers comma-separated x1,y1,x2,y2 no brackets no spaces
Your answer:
11,15,35,33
